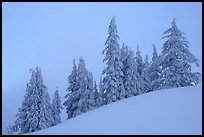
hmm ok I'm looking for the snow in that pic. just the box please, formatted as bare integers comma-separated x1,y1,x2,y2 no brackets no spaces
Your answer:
27,86,202,135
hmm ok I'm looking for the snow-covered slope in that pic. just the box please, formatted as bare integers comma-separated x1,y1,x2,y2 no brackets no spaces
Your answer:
28,86,202,135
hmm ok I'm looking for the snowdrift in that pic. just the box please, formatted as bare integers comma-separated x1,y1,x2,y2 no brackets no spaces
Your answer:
28,86,202,135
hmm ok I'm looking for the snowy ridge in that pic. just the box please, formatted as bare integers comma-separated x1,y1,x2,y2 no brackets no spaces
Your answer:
27,86,202,135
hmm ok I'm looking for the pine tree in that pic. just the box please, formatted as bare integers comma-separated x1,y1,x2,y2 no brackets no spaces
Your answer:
86,72,96,111
135,45,145,75
63,59,80,119
152,44,158,62
149,44,161,90
14,66,54,134
155,19,201,90
98,76,105,105
141,55,152,92
77,57,90,114
99,76,104,97
101,16,125,104
52,88,62,126
64,58,96,118
93,81,98,95
93,80,104,108
121,44,144,97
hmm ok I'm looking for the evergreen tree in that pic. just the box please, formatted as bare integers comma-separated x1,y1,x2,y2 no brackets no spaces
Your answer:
101,16,125,104
152,44,158,62
77,57,90,114
94,80,104,108
149,44,161,90
135,45,145,75
52,88,62,126
155,19,201,90
141,55,152,92
86,72,96,111
99,76,104,97
121,44,144,97
98,76,105,105
14,66,54,134
93,81,98,95
64,58,96,118
63,59,80,119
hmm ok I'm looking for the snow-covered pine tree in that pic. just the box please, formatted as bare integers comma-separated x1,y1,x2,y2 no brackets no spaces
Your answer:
78,58,99,113
101,16,125,105
135,45,145,75
63,59,80,119
121,44,144,97
77,57,90,114
98,76,105,105
64,58,96,118
121,44,130,97
52,88,62,126
141,55,152,92
155,19,201,90
121,43,129,62
99,76,104,97
14,66,54,134
149,44,161,90
86,72,96,111
93,80,104,108
152,44,158,62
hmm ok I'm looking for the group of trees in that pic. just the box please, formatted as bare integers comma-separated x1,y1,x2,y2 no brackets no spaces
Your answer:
9,16,201,134
63,16,201,120
10,67,62,134
63,58,104,119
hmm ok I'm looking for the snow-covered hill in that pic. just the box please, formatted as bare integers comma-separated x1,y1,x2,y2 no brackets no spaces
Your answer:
27,86,202,135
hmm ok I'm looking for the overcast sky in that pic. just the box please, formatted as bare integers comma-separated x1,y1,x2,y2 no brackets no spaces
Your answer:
2,2,202,130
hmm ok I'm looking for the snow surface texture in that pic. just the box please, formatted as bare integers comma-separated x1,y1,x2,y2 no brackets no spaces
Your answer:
27,86,202,135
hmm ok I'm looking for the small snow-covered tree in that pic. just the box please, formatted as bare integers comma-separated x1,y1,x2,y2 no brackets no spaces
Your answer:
98,76,105,105
101,16,125,105
93,81,98,96
141,55,152,92
64,57,96,118
77,57,101,114
52,88,62,126
99,76,104,97
63,59,80,119
152,44,158,62
77,57,91,114
121,44,144,97
86,72,96,111
14,66,54,134
155,19,201,90
149,44,161,90
135,45,145,75
93,80,104,108
150,44,162,91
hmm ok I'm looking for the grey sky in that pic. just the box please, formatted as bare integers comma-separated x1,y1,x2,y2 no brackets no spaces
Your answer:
2,2,202,130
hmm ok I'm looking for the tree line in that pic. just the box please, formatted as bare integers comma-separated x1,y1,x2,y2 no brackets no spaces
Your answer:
7,16,201,134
